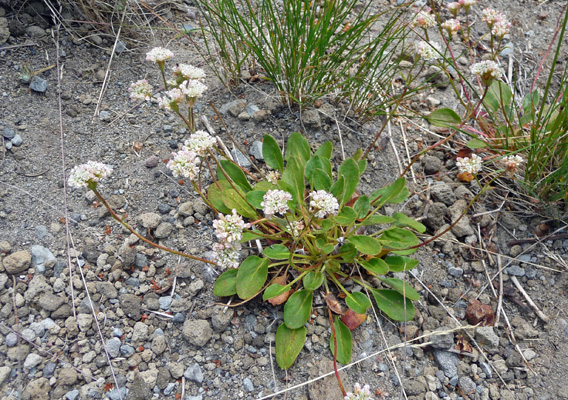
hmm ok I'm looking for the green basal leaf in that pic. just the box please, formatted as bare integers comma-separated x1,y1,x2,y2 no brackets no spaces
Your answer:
303,271,324,291
314,141,333,159
359,257,389,275
334,207,357,225
280,156,305,205
330,176,345,204
236,256,269,300
305,156,332,187
207,181,232,214
360,215,396,226
330,317,352,365
224,189,258,219
213,268,237,297
338,158,360,205
285,132,311,166
263,283,291,300
352,148,364,161
522,90,539,115
371,289,415,321
426,108,462,127
254,180,277,191
316,219,334,233
379,277,420,301
392,212,426,233
263,134,284,171
370,177,406,207
339,242,357,263
379,228,419,250
276,324,307,370
346,291,372,314
384,256,419,272
263,244,290,259
484,80,513,112
313,168,332,191
284,289,313,329
246,190,266,209
353,196,370,219
241,230,265,242
392,248,418,256
349,235,382,255
466,138,488,150
357,159,367,175
219,159,252,192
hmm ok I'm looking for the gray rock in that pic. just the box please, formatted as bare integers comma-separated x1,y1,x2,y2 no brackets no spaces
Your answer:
96,282,118,299
178,202,194,217
58,367,78,385
0,366,11,386
500,42,514,57
476,326,499,349
301,109,321,128
430,327,454,349
184,363,203,384
245,104,260,117
164,382,176,396
76,313,93,331
448,266,463,278
458,376,476,395
2,250,31,274
39,292,66,312
43,362,56,378
5,141,12,150
431,183,456,206
115,40,127,53
78,298,95,314
23,353,43,370
21,328,36,342
107,387,127,400
11,134,23,146
249,141,263,161
220,99,246,117
0,17,8,45
308,358,347,399
145,155,159,168
151,334,167,355
182,319,212,347
128,372,150,400
6,332,18,347
132,321,149,342
253,109,270,121
243,377,254,392
2,127,15,139
30,76,48,92
405,379,426,396
230,148,252,168
65,389,79,400
211,306,233,332
119,294,142,320
523,349,537,361
186,396,203,400
433,349,459,377
422,155,442,175
173,313,185,323
35,225,50,240
159,296,172,310
26,25,46,37
120,345,135,357
479,361,492,378
155,222,173,239
22,378,50,399
106,337,121,358
134,253,147,269
31,245,56,270
505,265,525,277
138,213,161,229
500,212,522,230
98,111,112,122
425,202,448,230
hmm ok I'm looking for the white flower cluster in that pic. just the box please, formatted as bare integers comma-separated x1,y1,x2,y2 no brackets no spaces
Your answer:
180,79,208,99
261,190,292,219
68,161,113,188
129,79,153,101
173,64,206,80
167,148,200,179
184,130,216,155
411,11,436,29
157,88,185,110
503,154,523,177
470,60,504,83
414,41,442,61
288,220,304,237
309,190,339,218
482,8,511,37
344,383,373,400
145,47,174,63
212,209,250,269
458,0,476,8
447,2,460,14
442,19,461,36
265,170,280,185
456,154,483,174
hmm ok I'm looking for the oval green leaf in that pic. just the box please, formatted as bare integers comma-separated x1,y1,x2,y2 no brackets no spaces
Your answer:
246,190,266,209
236,256,269,300
379,228,419,250
219,159,252,192
371,289,415,321
379,277,420,301
338,158,360,205
339,242,357,263
303,271,324,291
384,256,419,272
314,141,332,159
466,138,488,150
330,317,352,365
360,257,389,275
283,289,313,329
346,291,372,314
392,212,426,233
224,189,258,219
263,134,284,171
207,181,232,214
426,108,462,127
313,168,332,191
285,132,311,166
263,244,290,259
213,268,237,297
263,283,291,300
349,235,382,255
305,156,332,186
361,215,396,226
275,324,307,370
353,196,370,219
334,207,357,225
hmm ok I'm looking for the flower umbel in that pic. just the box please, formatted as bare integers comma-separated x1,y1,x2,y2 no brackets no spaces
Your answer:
129,80,153,101
414,41,442,61
503,155,523,177
447,2,460,15
470,60,504,84
456,154,483,174
344,383,373,400
212,242,241,270
184,130,216,156
213,209,250,243
145,47,174,63
180,80,208,99
261,190,293,219
309,190,339,218
492,19,511,38
68,161,113,189
167,148,200,179
442,19,461,37
158,88,186,110
173,64,206,81
410,11,436,29
266,170,281,185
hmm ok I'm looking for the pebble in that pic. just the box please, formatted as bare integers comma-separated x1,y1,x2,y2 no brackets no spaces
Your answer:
158,204,171,214
173,312,185,323
145,156,159,168
500,42,514,56
29,76,48,92
98,111,112,122
113,328,123,337
211,306,233,332
65,389,79,400
505,265,525,276
132,321,149,342
431,183,456,206
21,328,36,343
151,335,167,355
107,387,127,400
480,361,492,378
164,382,176,395
115,40,127,53
459,376,476,394
11,134,23,146
154,222,173,238
6,332,18,347
422,155,442,175
301,109,321,128
430,327,454,349
220,99,246,116
249,140,263,160
120,345,135,357
182,319,212,347
138,213,161,229
476,326,500,349
231,148,252,168
159,296,172,310
184,363,204,384
119,294,142,320
2,250,32,274
433,349,459,377
24,353,43,371
2,127,15,139
448,266,463,278
106,338,122,358
243,377,254,392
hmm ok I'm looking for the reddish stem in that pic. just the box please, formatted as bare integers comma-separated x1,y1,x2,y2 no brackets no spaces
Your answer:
328,307,347,397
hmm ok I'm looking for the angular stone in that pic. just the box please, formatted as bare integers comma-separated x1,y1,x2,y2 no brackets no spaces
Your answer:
182,319,212,347
211,306,233,332
22,377,50,399
433,349,459,377
220,100,246,117
132,322,149,342
138,213,161,229
154,222,173,239
30,76,48,93
475,326,499,349
57,367,78,386
429,327,454,349
38,293,66,312
3,250,31,274
184,363,203,384
431,183,456,206
119,294,142,320
301,109,321,128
